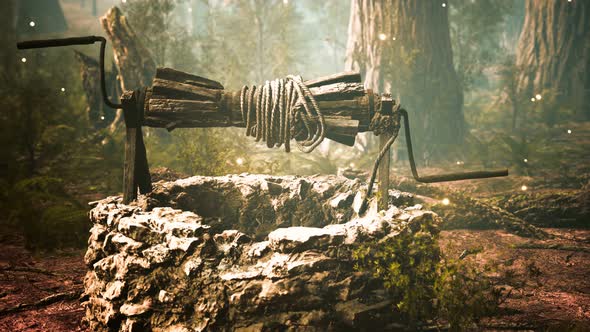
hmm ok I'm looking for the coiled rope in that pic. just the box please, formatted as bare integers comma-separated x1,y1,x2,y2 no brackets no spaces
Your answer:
239,76,326,153
240,76,402,215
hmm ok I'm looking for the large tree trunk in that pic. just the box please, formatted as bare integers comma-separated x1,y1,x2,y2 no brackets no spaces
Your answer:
516,0,590,121
345,0,464,163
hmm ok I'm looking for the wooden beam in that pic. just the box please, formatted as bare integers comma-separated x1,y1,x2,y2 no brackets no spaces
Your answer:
155,67,224,90
121,91,138,204
304,71,362,88
134,89,151,195
378,96,393,211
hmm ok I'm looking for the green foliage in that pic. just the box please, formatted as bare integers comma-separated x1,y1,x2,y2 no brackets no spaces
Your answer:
434,258,498,330
353,218,498,329
353,219,440,325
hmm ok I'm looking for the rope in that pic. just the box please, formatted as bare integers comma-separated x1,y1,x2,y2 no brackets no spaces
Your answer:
239,76,326,153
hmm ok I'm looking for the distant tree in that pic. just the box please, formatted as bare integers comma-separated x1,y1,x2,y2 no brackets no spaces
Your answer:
345,0,464,163
449,0,515,93
516,0,590,121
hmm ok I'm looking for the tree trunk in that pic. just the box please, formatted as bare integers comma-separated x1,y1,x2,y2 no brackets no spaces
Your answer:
345,0,464,163
101,6,157,132
516,0,590,120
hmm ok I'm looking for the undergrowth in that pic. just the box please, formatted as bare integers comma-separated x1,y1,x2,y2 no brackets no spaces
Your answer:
353,218,499,330
5,176,89,250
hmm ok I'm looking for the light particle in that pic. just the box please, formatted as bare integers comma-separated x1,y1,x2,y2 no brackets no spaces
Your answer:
236,157,244,165
378,33,387,41
61,87,66,92
100,116,105,120
530,97,535,102
567,129,572,134
535,94,542,100
523,158,528,163
29,21,35,27
442,3,447,7
442,198,450,205
521,185,528,191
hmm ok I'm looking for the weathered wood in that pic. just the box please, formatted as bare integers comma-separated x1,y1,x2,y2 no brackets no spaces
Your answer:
134,89,151,194
147,99,219,115
122,93,137,203
378,96,393,211
326,133,356,146
309,82,365,101
155,67,224,90
304,71,362,88
294,96,370,120
143,116,238,129
101,6,156,133
152,78,222,101
101,7,156,91
378,133,391,210
324,117,360,137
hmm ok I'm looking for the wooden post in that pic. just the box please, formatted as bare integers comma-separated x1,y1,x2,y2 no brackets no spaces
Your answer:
378,95,393,211
121,91,138,203
134,89,152,195
121,89,152,203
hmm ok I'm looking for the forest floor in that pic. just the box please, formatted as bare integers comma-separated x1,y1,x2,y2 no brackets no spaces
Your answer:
1,227,589,331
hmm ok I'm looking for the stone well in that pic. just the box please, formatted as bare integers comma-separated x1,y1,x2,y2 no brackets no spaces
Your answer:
83,174,439,331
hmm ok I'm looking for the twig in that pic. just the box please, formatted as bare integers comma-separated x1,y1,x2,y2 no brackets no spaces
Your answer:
0,289,83,316
515,243,590,253
0,266,57,276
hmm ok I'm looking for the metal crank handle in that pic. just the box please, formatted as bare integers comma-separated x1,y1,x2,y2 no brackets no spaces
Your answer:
16,36,121,109
400,109,508,183
17,36,105,49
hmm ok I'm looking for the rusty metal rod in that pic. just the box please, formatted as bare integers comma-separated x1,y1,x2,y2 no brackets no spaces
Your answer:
16,36,122,109
400,109,508,183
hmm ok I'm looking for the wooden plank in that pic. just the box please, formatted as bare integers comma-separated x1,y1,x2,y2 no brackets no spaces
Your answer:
134,89,151,194
121,91,138,203
143,116,238,128
293,97,370,120
309,82,365,101
324,117,359,137
326,133,356,146
155,67,224,90
147,99,219,115
123,126,138,203
152,78,221,101
304,71,362,88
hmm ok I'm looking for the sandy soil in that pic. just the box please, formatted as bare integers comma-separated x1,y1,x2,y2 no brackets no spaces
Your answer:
0,228,589,331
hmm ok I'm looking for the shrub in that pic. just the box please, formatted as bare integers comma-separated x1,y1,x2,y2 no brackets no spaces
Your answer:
353,218,498,330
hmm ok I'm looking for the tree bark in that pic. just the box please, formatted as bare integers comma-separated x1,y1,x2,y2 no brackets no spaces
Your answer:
516,0,590,120
345,0,464,162
101,6,157,132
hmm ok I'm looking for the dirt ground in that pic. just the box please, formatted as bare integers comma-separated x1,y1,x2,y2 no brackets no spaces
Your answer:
0,228,589,331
